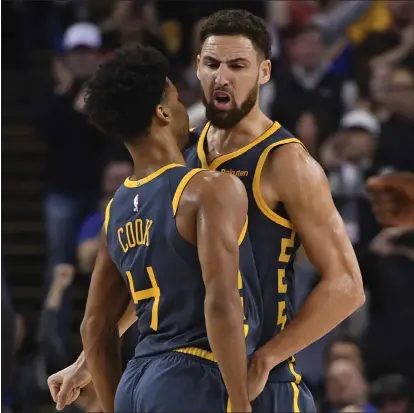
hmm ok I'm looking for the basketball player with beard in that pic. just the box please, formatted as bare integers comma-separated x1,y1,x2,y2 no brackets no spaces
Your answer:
184,10,364,412
47,10,365,413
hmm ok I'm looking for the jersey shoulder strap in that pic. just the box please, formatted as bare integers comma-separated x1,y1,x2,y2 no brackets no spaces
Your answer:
252,125,308,229
170,168,205,216
104,198,114,234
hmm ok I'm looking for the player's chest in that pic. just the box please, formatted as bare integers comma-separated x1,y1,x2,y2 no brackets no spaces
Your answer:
185,145,278,210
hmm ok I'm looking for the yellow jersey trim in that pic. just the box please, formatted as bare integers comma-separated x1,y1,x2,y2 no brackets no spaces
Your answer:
238,217,248,246
288,356,302,412
197,121,281,170
174,346,216,362
196,122,211,168
252,139,304,229
172,169,205,216
124,163,183,188
104,198,113,234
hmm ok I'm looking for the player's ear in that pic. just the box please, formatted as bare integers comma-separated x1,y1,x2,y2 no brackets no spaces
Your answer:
259,59,271,85
196,55,201,80
155,104,171,125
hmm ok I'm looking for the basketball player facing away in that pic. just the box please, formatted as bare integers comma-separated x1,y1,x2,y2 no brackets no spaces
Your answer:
77,44,262,412
48,10,365,413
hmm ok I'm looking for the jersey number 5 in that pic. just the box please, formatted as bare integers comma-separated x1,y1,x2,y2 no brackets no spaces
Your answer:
277,231,295,330
126,267,160,331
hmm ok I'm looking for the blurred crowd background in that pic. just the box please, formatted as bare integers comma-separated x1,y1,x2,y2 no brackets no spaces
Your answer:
2,1,414,412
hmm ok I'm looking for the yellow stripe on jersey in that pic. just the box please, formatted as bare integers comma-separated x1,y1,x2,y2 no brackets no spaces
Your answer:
197,121,282,170
172,168,204,215
238,216,248,246
288,355,303,412
104,198,113,234
174,346,216,362
196,122,211,168
124,163,183,188
252,139,305,229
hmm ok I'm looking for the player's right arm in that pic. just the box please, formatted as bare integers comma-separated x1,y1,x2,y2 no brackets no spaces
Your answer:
183,171,251,412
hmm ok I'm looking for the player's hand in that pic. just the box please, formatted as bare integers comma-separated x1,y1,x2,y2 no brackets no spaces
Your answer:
369,227,407,256
367,172,414,227
53,264,75,289
247,352,269,401
47,362,92,410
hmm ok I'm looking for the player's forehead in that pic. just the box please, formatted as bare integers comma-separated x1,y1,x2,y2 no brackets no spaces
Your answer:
201,35,257,62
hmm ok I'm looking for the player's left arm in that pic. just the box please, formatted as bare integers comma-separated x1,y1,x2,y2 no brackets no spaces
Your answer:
253,145,365,372
80,230,131,412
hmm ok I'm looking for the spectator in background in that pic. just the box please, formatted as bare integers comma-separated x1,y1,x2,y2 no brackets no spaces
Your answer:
271,24,348,143
370,65,414,174
367,172,414,229
323,358,375,413
38,22,107,340
101,0,166,59
77,159,133,275
16,264,101,413
360,209,414,383
354,0,414,99
320,109,380,250
179,18,205,109
370,374,412,413
295,111,320,158
324,335,364,373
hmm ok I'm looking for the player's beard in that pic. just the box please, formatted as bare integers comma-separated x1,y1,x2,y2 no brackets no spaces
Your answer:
202,82,258,129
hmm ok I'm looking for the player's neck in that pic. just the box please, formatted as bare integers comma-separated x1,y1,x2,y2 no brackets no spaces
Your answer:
127,138,185,181
208,106,273,148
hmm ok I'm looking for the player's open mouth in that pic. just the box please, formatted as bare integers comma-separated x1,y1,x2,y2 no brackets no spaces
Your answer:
213,91,232,110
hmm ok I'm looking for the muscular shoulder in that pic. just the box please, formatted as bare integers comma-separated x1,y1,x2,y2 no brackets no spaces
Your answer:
264,143,329,201
186,170,247,207
175,170,248,244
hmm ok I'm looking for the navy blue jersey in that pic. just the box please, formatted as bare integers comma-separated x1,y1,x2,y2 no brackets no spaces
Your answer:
105,164,262,360
185,122,304,382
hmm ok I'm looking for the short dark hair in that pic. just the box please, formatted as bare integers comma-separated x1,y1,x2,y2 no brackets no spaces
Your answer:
323,334,362,365
84,44,168,142
200,9,271,59
370,374,411,406
293,23,323,40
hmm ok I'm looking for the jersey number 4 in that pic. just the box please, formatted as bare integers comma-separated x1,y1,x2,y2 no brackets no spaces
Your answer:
126,267,160,331
126,267,248,336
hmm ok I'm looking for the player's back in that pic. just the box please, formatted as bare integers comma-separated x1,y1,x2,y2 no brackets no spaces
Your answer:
105,163,262,359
